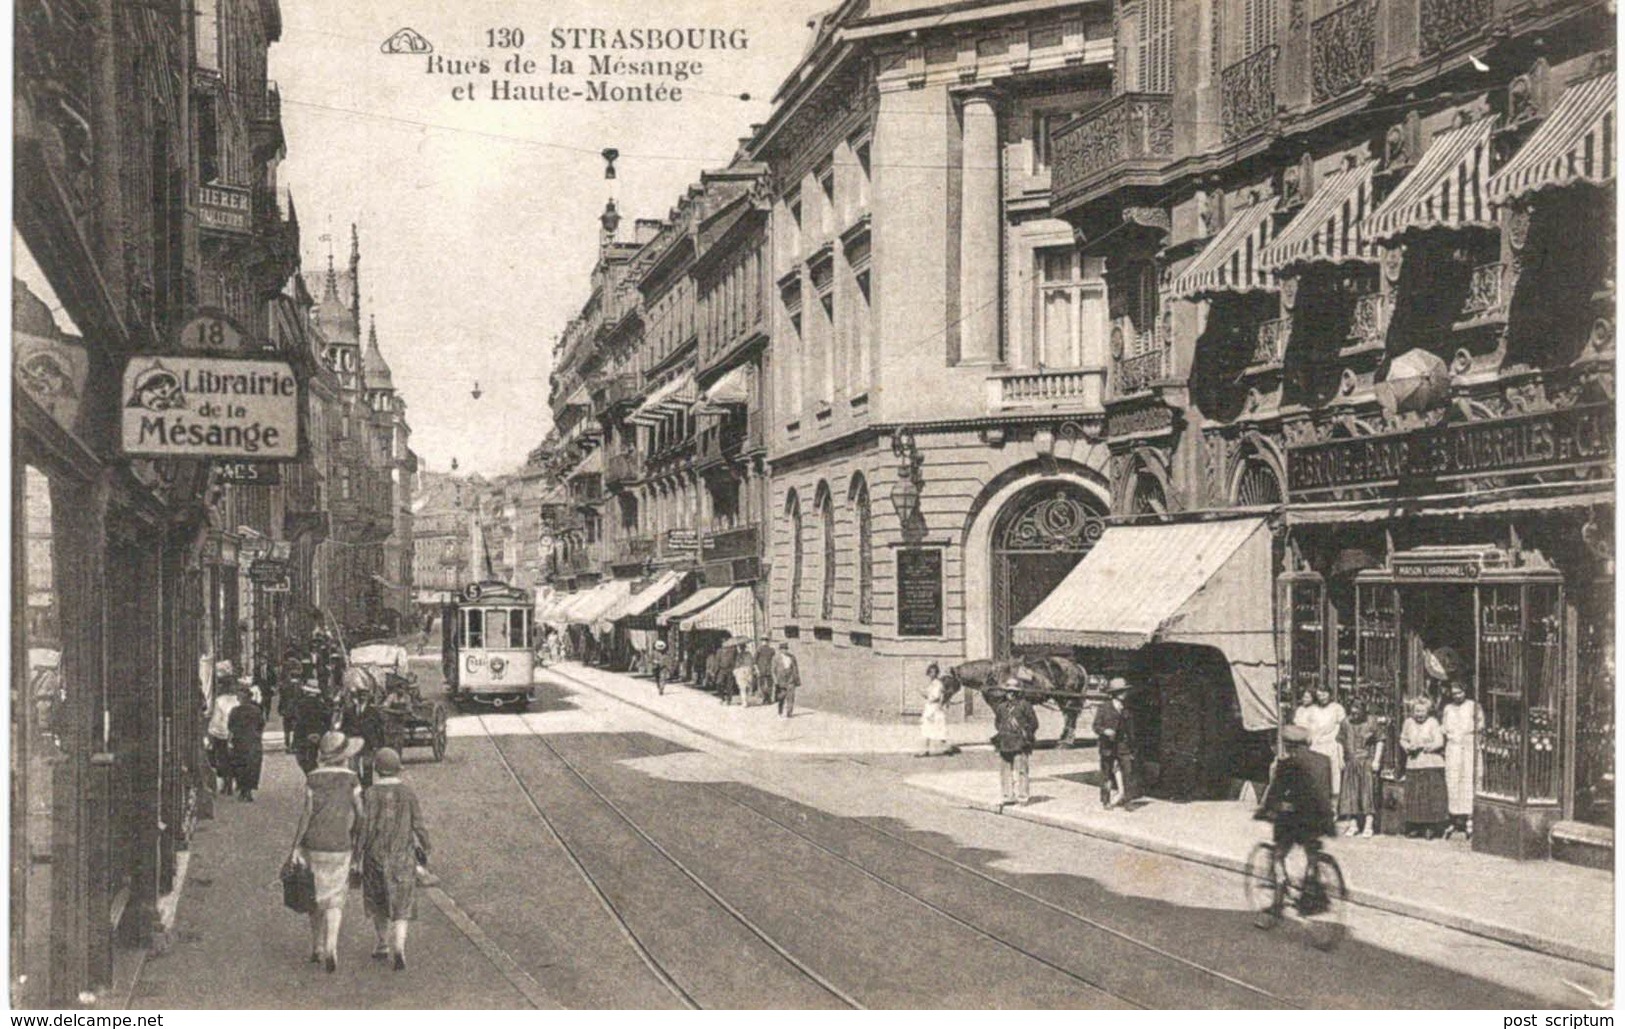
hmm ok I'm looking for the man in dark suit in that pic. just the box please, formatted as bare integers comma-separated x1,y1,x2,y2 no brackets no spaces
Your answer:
1255,723,1335,925
1092,678,1136,808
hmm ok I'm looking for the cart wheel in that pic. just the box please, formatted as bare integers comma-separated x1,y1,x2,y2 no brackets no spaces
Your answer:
432,704,448,762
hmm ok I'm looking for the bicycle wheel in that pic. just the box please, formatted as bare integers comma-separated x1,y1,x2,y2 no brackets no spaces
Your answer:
1305,853,1349,950
1243,842,1281,913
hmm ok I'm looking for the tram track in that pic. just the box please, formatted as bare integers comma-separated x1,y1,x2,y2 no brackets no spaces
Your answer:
476,712,861,1010
538,665,1299,1009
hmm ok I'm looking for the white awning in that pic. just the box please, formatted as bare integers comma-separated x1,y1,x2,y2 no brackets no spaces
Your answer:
695,365,751,414
614,571,685,621
567,580,633,626
1488,72,1616,204
627,373,699,425
1014,518,1278,730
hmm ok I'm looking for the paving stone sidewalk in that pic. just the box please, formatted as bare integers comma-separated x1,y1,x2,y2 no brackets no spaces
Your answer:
551,660,1614,972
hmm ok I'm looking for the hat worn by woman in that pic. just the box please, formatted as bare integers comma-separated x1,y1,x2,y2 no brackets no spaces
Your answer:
317,731,364,765
373,747,402,777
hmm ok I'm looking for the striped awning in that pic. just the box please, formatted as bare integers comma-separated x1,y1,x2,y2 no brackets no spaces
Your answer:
1168,197,1279,301
627,373,699,425
1259,159,1380,273
1364,116,1500,245
1488,73,1616,205
614,571,685,621
693,365,750,415
679,586,756,637
655,584,731,626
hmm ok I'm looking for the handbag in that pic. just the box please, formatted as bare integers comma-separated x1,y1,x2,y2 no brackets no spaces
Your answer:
280,855,315,915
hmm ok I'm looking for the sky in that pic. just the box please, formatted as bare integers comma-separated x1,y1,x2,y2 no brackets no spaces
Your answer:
269,0,833,476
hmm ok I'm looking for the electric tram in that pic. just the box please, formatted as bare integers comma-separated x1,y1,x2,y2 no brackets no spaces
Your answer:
441,581,536,710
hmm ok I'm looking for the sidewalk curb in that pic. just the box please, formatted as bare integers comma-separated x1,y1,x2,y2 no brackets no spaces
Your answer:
905,779,1614,972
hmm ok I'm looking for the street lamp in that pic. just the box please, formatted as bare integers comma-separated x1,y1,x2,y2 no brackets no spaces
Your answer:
890,428,924,525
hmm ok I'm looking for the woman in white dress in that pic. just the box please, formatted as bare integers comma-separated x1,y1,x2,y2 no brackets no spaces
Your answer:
918,663,950,757
1439,680,1483,839
1298,686,1347,803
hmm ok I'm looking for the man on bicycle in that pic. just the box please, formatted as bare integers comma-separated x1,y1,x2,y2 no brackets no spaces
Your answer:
1255,723,1335,928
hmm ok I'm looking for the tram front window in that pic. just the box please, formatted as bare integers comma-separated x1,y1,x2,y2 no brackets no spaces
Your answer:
487,609,512,648
464,609,484,648
510,609,530,649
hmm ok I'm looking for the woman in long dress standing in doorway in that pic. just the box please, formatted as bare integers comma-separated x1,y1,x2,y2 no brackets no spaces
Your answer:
918,663,950,757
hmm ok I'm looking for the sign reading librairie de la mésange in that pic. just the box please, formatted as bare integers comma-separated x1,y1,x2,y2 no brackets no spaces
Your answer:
120,356,300,459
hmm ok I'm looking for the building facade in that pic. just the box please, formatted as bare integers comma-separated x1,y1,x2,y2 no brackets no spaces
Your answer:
1035,0,1613,860
751,1,1119,717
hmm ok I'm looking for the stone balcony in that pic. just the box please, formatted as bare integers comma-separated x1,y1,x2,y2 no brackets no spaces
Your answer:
1111,331,1173,398
611,534,655,566
986,367,1106,413
1050,93,1175,219
604,449,641,489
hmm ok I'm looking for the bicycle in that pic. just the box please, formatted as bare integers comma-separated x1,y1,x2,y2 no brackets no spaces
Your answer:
1244,839,1348,950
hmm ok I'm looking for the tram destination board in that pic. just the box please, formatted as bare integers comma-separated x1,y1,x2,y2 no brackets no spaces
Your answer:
896,547,944,638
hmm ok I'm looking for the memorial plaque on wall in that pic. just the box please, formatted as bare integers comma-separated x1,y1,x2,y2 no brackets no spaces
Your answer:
896,547,943,637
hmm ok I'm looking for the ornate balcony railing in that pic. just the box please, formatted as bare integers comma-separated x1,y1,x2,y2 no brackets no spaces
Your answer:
1312,0,1378,104
1252,317,1292,367
1420,0,1489,55
1222,46,1279,143
1051,93,1175,210
592,373,642,411
1348,292,1390,346
987,367,1107,410
1460,262,1512,323
1113,335,1172,396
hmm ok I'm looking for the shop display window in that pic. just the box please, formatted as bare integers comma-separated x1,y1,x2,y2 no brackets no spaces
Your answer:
1288,578,1325,695
1478,583,1563,803
1575,581,1614,827
1355,583,1404,771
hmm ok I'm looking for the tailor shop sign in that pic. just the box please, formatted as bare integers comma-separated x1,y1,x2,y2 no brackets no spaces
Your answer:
120,356,300,459
1287,404,1614,497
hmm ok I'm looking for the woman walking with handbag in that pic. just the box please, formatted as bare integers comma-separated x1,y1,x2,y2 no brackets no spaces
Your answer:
287,730,364,972
360,748,431,971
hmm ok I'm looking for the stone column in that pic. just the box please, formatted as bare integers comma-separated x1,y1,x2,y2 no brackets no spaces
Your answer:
958,88,1002,364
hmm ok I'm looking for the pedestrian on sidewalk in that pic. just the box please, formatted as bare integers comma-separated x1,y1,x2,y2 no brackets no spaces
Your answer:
360,747,431,972
917,663,951,757
651,639,669,696
1093,678,1136,809
1434,650,1481,840
288,730,365,973
227,685,265,802
207,668,241,796
280,652,303,750
732,640,757,706
290,684,327,774
754,639,777,707
1399,696,1449,839
1337,700,1383,836
991,681,1038,805
1300,686,1347,808
772,645,801,718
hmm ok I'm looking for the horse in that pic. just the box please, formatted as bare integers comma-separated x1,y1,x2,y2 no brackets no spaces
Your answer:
941,657,1061,704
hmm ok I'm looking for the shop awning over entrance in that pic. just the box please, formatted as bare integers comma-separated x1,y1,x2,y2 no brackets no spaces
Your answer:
1258,159,1380,274
656,584,732,626
613,571,685,622
628,373,699,425
679,586,756,637
566,580,633,626
1488,72,1616,204
1013,517,1278,730
537,592,577,624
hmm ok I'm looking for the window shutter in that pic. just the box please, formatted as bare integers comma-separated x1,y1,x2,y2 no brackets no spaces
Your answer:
1142,0,1174,94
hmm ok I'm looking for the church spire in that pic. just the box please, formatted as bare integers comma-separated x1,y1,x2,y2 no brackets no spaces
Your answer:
349,223,362,331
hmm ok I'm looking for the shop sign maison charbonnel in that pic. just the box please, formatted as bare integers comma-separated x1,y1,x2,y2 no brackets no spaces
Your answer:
1287,404,1614,497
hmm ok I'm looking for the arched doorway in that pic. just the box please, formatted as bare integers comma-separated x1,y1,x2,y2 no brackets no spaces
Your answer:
990,482,1107,659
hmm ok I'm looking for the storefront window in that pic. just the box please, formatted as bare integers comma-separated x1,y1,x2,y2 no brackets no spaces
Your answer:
1288,578,1325,694
1575,581,1614,826
1478,583,1564,803
1356,583,1402,770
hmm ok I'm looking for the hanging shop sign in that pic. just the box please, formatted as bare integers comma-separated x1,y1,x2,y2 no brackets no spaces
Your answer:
215,460,282,485
197,184,252,235
1391,546,1512,581
665,528,700,553
120,355,300,460
249,558,291,592
1286,404,1615,497
896,547,944,638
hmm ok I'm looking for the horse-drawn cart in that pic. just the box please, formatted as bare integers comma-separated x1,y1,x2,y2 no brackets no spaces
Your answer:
349,644,448,763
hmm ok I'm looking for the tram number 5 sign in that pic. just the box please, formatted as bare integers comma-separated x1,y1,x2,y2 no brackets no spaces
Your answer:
120,355,300,460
